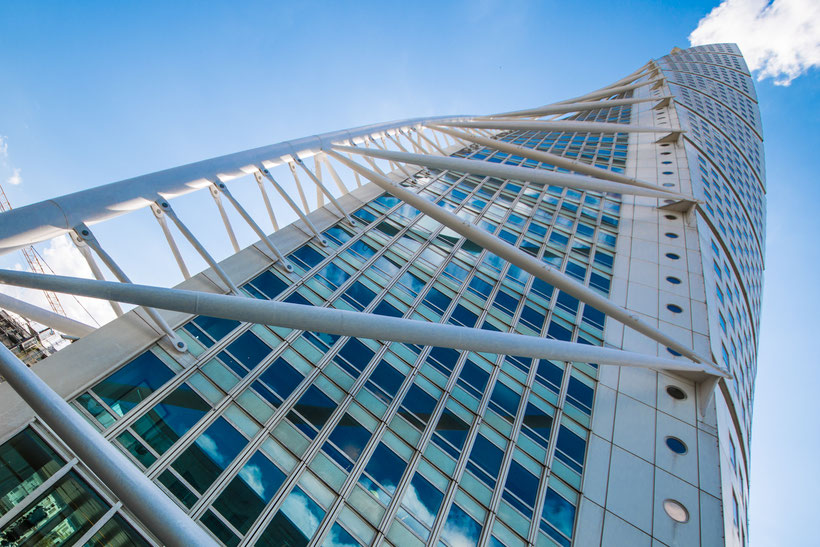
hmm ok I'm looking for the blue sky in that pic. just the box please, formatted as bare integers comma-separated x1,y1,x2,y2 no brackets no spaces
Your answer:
0,1,818,545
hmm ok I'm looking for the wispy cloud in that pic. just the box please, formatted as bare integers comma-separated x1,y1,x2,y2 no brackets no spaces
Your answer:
689,0,820,85
0,136,7,159
7,168,21,185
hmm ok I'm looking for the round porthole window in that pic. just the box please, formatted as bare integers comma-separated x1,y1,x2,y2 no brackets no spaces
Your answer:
663,499,690,523
664,232,679,239
666,385,687,400
665,252,680,260
665,436,688,454
662,171,674,175
667,347,682,356
662,161,672,165
664,214,677,220
663,183,675,187
666,276,681,284
667,304,683,313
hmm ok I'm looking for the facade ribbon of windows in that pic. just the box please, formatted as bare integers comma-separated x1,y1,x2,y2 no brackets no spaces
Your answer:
0,43,763,546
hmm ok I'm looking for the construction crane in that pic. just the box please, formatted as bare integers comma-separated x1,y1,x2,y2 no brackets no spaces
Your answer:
0,184,68,316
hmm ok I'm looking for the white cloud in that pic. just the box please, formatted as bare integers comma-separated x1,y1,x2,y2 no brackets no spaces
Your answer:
238,463,267,499
689,0,820,85
7,168,21,185
0,136,7,159
280,488,322,539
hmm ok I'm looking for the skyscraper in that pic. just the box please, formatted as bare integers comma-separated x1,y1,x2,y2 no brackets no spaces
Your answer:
0,42,762,546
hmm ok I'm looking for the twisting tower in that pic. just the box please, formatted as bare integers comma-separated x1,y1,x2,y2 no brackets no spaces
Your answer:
0,43,762,546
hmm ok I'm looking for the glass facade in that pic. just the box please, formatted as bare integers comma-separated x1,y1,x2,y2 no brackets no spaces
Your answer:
0,43,763,546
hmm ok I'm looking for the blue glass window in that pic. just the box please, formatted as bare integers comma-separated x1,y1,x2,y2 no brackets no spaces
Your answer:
246,270,288,299
457,360,489,400
503,460,539,518
323,414,371,472
92,352,174,417
314,262,350,291
339,281,376,311
132,384,210,455
287,386,336,439
566,377,594,416
172,418,247,494
523,402,553,449
290,245,325,271
427,347,459,377
555,426,586,473
213,451,285,534
352,208,377,224
398,473,444,540
366,360,403,404
398,385,437,431
466,434,503,488
440,503,482,547
547,321,572,342
541,488,576,546
449,304,478,328
285,291,312,306
219,331,271,377
536,360,564,393
323,523,360,547
373,300,403,318
359,443,407,504
183,316,240,348
254,357,304,407
258,486,325,546
489,381,521,421
432,409,470,459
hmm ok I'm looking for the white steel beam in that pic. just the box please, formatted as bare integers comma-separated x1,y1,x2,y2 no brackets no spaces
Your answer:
210,181,293,272
414,128,449,156
208,185,241,253
332,145,690,201
0,292,94,339
314,157,324,208
151,205,191,280
255,172,280,231
0,343,219,547
318,155,350,195
286,162,312,213
0,269,725,377
72,224,187,353
489,96,672,119
293,157,357,227
400,129,426,154
326,150,727,375
439,119,681,135
0,116,469,255
431,126,672,192
70,234,124,317
257,168,328,246
552,77,656,105
154,200,240,295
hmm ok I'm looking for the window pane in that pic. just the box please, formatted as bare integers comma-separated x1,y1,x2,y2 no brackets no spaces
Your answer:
91,352,174,417
83,513,150,546
440,503,482,547
172,418,247,494
132,384,210,455
2,471,108,545
324,414,371,472
0,428,65,516
257,486,325,546
213,451,285,534
287,386,336,439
